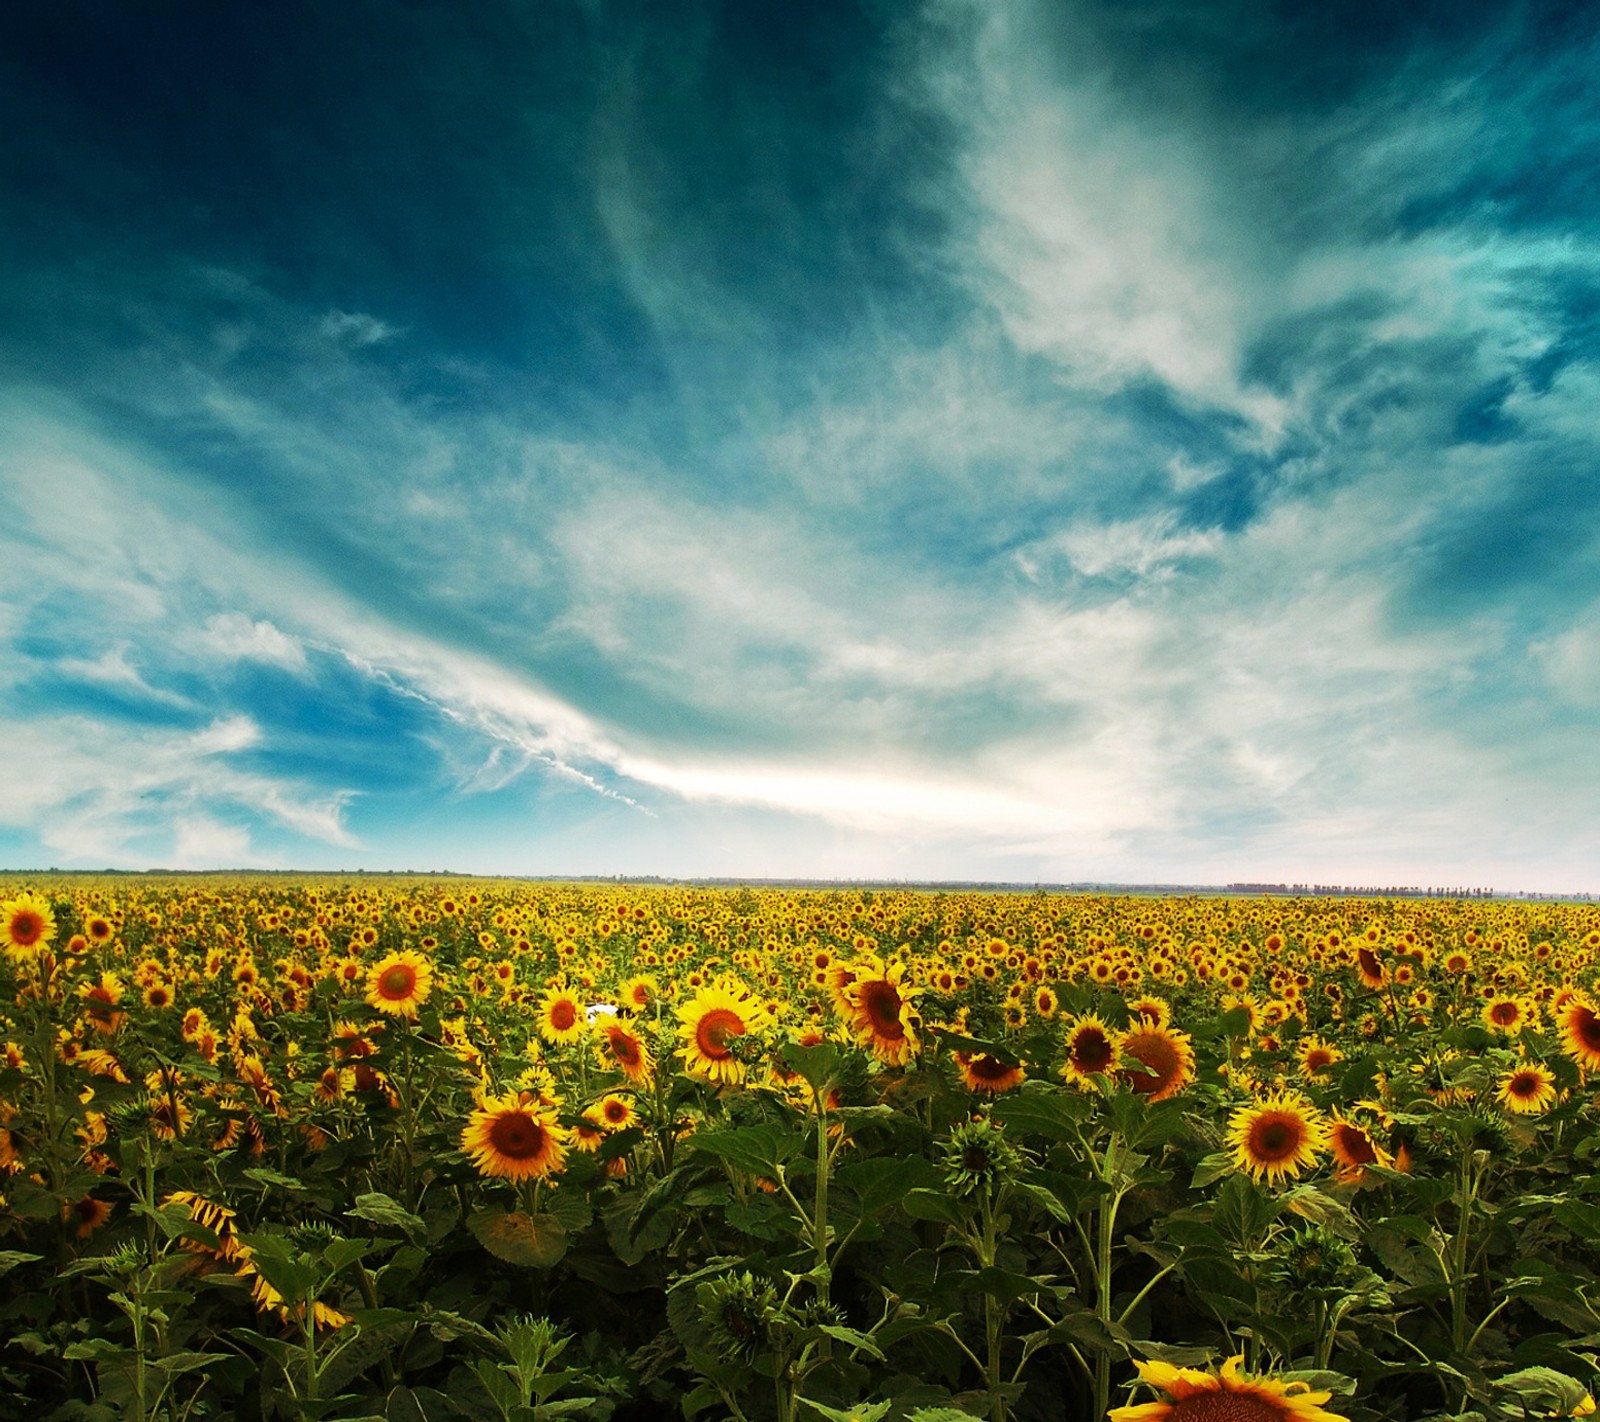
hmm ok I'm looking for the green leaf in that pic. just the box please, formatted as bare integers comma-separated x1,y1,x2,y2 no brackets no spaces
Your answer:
4,1176,60,1220
1011,1179,1075,1225
779,1040,843,1090
803,1401,892,1422
688,1123,805,1177
348,1192,426,1241
817,1323,887,1359
991,1092,1090,1141
837,1155,942,1214
467,1209,569,1268
903,1188,969,1226
1210,1172,1279,1247
243,1165,310,1194
0,1251,43,1276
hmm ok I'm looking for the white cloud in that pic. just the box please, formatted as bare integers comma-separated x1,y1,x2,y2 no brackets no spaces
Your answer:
196,612,310,674
318,309,398,346
172,815,254,868
1017,513,1222,581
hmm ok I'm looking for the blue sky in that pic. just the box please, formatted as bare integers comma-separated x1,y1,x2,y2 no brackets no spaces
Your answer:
2,0,1598,889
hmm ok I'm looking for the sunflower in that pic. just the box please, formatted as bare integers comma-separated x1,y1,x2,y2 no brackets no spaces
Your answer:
955,1051,1026,1094
65,1195,112,1239
1111,1354,1350,1422
364,950,433,1018
619,974,660,1013
1061,1015,1122,1088
1482,994,1533,1036
1121,1023,1197,1102
1498,1062,1557,1115
536,986,588,1046
1295,1036,1342,1081
1557,994,1600,1073
1228,1090,1327,1186
843,959,919,1066
597,1019,654,1084
1,893,56,957
596,1093,637,1130
79,974,126,1034
1354,944,1386,990
677,978,771,1086
1327,1111,1394,1183
460,1091,569,1182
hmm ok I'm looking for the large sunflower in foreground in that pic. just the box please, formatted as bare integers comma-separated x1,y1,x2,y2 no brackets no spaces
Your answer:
1557,994,1600,1073
1,893,56,957
460,1091,569,1182
1111,1354,1350,1422
677,978,771,1086
1228,1089,1327,1186
1120,1023,1196,1102
365,950,433,1018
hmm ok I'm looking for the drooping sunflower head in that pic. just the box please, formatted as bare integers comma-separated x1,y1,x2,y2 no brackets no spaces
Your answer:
844,960,919,1065
955,1050,1026,1095
1326,1111,1393,1182
597,1019,655,1084
1227,1089,1328,1187
1121,1023,1197,1102
365,950,433,1019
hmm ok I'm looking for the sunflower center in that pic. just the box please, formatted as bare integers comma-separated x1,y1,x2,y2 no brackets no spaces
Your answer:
1123,1031,1181,1096
550,999,578,1031
859,981,904,1038
380,966,417,999
607,1028,642,1066
1490,1002,1518,1025
1249,1115,1302,1161
1576,1010,1600,1050
697,1007,746,1059
1509,1072,1541,1097
11,912,43,945
1170,1392,1291,1422
1333,1124,1377,1166
1072,1029,1113,1072
968,1054,1014,1082
487,1112,548,1161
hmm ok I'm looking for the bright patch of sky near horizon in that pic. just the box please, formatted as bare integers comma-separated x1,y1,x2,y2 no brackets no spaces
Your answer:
2,0,1598,889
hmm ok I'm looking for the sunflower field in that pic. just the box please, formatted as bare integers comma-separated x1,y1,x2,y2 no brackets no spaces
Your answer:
3,878,1600,1422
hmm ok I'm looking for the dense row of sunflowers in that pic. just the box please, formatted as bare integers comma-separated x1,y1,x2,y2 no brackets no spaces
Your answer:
3,877,1600,1422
